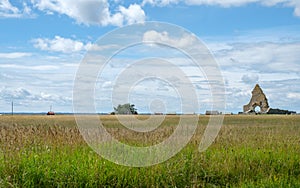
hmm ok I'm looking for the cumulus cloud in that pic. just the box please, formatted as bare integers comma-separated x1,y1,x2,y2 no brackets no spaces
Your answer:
241,74,259,85
0,88,35,101
0,0,33,18
286,1,300,17
119,4,145,25
143,30,197,48
143,0,300,17
0,52,32,59
214,42,300,73
32,36,91,53
31,0,145,26
0,87,71,110
0,0,18,14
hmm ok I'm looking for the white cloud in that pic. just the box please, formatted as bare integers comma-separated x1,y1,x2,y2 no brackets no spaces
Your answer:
142,0,180,6
143,0,300,17
0,0,18,14
0,52,32,59
143,30,197,48
31,0,145,26
241,74,259,84
287,1,300,17
32,36,91,53
214,42,300,73
186,0,263,7
0,0,33,18
119,4,145,25
0,64,59,71
0,87,71,107
287,92,300,99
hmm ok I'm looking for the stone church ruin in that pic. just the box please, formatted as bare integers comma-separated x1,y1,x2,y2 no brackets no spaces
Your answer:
243,84,296,115
243,84,269,113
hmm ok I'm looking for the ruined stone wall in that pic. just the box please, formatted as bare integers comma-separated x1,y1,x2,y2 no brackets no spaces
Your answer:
243,84,270,113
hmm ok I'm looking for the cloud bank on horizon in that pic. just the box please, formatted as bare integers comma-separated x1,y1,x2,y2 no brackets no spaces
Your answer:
143,0,300,16
0,0,300,113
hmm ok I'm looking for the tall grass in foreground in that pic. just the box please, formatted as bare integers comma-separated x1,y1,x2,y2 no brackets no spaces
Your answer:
0,115,299,187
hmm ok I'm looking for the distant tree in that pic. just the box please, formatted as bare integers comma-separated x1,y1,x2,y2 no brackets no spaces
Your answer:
114,103,138,115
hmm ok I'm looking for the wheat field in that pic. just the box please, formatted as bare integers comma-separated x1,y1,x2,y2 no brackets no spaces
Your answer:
0,115,299,187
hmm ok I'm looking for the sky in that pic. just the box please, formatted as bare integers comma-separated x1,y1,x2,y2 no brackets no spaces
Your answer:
0,0,300,114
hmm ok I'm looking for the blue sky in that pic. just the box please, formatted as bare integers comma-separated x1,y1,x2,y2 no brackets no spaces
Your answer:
1,0,300,113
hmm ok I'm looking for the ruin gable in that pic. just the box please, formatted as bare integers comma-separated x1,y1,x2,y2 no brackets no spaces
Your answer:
243,84,270,113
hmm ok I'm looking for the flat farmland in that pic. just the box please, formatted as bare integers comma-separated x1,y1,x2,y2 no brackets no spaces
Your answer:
0,115,299,187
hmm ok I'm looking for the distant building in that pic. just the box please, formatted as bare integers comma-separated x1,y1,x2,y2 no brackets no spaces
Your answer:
205,111,220,115
47,111,55,115
47,105,55,115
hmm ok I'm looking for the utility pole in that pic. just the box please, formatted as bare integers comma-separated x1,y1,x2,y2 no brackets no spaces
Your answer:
11,101,14,116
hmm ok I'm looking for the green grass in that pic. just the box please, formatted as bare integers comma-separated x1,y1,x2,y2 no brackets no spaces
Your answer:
0,115,299,187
